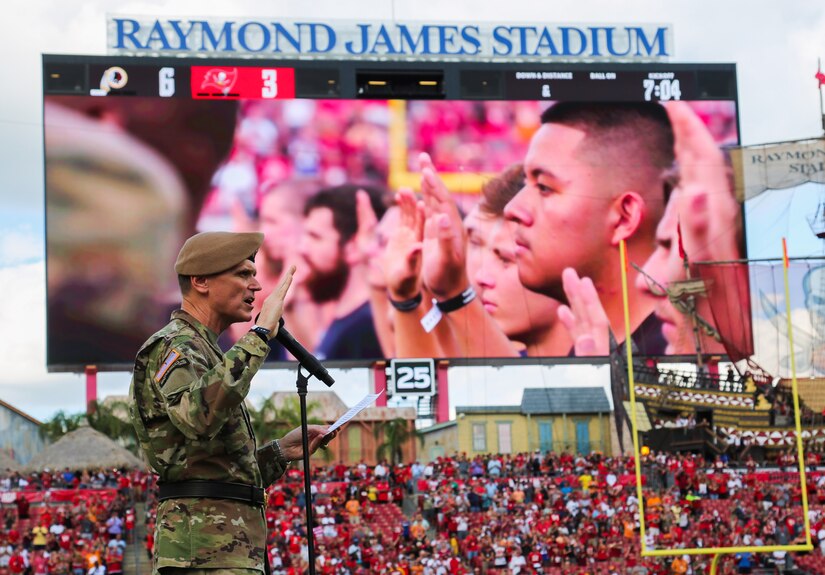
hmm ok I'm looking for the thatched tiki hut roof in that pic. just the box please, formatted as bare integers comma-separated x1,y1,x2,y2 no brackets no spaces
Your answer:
0,450,20,472
24,425,145,472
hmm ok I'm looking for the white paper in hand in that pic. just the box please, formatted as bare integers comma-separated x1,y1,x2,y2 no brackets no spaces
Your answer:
325,390,384,435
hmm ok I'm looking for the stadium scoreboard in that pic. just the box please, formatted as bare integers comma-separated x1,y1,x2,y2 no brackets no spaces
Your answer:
388,359,436,397
44,55,737,102
42,53,740,370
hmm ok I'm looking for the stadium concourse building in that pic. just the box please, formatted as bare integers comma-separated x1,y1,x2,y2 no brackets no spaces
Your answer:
419,388,615,461
0,398,45,466
101,391,419,466
264,391,418,466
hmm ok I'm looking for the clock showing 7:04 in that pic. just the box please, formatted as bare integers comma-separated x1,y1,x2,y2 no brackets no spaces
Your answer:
642,77,682,101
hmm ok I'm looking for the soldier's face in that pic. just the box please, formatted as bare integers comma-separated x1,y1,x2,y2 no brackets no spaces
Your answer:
208,260,262,325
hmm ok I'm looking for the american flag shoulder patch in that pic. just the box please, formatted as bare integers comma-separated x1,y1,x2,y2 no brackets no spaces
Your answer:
155,349,185,383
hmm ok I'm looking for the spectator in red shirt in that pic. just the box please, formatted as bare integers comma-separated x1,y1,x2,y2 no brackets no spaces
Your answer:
7,548,24,575
144,525,154,561
14,498,28,521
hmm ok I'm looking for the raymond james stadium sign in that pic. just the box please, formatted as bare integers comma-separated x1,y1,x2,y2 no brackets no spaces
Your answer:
107,17,673,61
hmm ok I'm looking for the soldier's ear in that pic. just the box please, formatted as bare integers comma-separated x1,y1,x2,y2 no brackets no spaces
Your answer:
190,275,210,295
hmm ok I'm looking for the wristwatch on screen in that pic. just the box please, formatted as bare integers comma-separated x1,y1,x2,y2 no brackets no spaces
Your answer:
250,324,272,342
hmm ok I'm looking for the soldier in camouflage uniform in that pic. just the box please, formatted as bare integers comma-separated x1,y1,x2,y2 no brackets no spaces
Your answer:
129,231,334,575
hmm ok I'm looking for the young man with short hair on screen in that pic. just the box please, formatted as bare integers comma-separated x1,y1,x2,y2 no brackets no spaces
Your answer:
504,102,673,356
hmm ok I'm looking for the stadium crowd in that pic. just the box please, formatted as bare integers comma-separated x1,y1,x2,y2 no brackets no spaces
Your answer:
3,452,825,575
0,469,145,575
256,451,825,575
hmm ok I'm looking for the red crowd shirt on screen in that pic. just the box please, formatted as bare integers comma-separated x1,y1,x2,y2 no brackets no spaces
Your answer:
361,546,374,569
288,535,301,555
271,489,286,508
15,498,29,519
59,532,73,550
31,553,48,575
107,550,123,575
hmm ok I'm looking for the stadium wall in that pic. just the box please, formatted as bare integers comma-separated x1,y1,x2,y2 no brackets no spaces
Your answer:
0,399,45,466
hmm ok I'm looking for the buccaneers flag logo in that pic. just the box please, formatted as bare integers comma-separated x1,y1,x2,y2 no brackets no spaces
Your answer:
200,68,238,95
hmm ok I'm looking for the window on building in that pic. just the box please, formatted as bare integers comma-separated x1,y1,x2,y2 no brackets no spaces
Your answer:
472,423,486,452
576,420,590,455
539,421,553,453
497,422,512,454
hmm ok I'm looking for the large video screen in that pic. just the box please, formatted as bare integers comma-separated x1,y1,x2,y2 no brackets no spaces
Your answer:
44,57,744,369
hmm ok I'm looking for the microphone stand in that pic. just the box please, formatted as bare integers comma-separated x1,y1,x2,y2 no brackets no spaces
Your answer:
295,365,319,575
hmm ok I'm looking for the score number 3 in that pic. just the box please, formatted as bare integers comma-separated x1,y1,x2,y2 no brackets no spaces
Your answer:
262,69,278,98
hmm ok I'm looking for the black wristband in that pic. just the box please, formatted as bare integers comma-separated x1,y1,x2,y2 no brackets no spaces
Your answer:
389,292,423,312
250,328,269,343
435,286,477,313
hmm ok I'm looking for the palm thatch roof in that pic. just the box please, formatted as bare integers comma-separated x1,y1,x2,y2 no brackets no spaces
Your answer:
24,425,145,472
0,449,20,472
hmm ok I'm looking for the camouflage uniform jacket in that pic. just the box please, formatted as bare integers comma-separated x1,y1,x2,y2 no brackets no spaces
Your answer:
129,310,287,572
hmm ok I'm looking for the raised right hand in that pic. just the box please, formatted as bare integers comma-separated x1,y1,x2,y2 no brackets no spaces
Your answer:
418,153,469,300
383,189,425,301
256,265,296,335
556,267,610,356
664,101,740,262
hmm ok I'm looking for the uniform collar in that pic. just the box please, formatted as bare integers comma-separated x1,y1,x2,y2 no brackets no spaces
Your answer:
170,309,222,353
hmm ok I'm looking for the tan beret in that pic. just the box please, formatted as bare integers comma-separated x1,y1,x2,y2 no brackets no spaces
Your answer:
174,231,264,275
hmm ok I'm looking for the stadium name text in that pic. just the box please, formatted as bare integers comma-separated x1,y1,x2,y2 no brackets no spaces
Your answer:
751,148,825,175
107,18,673,61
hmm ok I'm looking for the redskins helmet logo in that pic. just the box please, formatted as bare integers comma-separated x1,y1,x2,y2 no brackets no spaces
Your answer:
89,66,128,96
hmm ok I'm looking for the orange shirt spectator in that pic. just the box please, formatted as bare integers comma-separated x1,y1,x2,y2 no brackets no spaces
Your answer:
345,498,360,524
671,555,688,575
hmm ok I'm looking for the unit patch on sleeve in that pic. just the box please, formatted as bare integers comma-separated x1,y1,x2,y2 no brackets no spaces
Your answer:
155,349,185,383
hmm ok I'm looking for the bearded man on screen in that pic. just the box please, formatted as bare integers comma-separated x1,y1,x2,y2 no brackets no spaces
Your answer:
298,184,389,360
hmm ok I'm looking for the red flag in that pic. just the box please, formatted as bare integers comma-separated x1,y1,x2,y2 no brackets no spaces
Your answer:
677,220,686,260
782,237,789,269
817,66,825,87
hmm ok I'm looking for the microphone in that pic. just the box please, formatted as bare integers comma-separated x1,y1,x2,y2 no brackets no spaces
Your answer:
275,318,335,387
